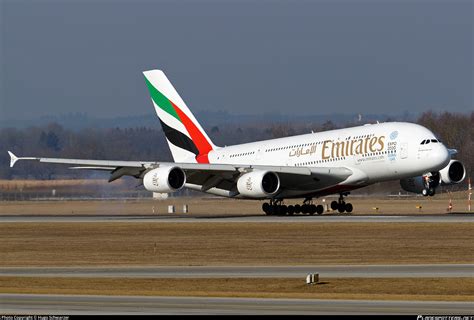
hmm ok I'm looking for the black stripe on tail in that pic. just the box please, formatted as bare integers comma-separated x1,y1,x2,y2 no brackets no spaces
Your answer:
159,119,199,156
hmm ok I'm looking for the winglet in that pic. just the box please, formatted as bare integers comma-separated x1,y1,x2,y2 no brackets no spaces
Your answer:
8,151,18,168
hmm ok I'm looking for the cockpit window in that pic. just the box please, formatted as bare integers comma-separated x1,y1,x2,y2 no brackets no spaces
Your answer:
421,138,441,145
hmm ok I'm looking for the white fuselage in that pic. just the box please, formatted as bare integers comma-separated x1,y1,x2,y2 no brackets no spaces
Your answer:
206,122,450,196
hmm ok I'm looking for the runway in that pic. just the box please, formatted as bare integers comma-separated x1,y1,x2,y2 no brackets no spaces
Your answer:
2,264,472,278
1,213,473,223
1,294,472,314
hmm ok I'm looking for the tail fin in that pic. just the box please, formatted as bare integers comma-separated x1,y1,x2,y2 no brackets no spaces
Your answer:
143,70,217,163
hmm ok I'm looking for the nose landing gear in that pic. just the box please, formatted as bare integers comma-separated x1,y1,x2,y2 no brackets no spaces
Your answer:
422,188,436,197
422,173,439,197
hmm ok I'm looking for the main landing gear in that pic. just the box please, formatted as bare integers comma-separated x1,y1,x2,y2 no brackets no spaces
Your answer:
262,193,354,216
262,198,324,216
330,192,353,213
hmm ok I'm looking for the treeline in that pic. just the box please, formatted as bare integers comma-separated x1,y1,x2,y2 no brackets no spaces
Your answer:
1,111,472,181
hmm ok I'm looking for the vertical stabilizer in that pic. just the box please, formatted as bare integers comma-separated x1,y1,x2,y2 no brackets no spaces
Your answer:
143,70,217,163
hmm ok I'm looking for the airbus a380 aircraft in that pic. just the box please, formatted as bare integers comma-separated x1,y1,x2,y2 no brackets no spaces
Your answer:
8,70,466,215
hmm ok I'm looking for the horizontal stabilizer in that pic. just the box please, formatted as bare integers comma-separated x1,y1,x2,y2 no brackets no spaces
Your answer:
8,151,37,168
8,151,17,168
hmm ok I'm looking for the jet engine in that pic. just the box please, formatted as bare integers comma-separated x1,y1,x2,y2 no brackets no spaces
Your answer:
143,166,186,193
439,159,466,185
236,171,280,198
400,172,440,196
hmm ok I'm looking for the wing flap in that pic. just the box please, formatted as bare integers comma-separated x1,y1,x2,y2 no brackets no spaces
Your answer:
69,166,117,171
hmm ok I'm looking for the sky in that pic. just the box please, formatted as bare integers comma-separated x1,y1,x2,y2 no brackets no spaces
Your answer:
0,0,472,121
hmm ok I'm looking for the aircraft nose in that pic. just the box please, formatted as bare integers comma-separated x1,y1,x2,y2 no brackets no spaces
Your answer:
435,144,450,168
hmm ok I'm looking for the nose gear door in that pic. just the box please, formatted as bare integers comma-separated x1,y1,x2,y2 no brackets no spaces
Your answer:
400,143,408,159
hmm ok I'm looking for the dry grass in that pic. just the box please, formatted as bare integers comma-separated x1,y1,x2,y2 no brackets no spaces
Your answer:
1,222,472,266
0,179,113,190
0,277,472,301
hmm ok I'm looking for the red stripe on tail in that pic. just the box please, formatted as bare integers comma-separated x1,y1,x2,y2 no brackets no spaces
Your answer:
171,101,213,163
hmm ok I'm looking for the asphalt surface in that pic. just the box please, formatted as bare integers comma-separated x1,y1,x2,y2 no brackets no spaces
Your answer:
2,264,473,278
1,213,473,223
1,294,473,315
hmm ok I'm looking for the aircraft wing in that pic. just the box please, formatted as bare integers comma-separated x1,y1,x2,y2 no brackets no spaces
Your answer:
8,151,354,196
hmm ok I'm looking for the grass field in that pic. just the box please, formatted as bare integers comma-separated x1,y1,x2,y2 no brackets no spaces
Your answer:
1,222,472,266
1,277,472,301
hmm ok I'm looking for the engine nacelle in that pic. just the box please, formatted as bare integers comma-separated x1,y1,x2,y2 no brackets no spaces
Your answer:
236,170,280,198
439,159,466,185
400,171,440,195
143,166,186,193
400,176,425,194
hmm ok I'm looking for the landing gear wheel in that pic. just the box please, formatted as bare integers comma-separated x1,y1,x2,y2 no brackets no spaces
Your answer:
262,203,271,215
331,201,339,211
301,204,310,215
309,205,316,215
316,205,324,215
272,205,280,215
345,203,353,213
337,203,346,213
274,205,287,216
287,205,295,215
294,204,301,214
